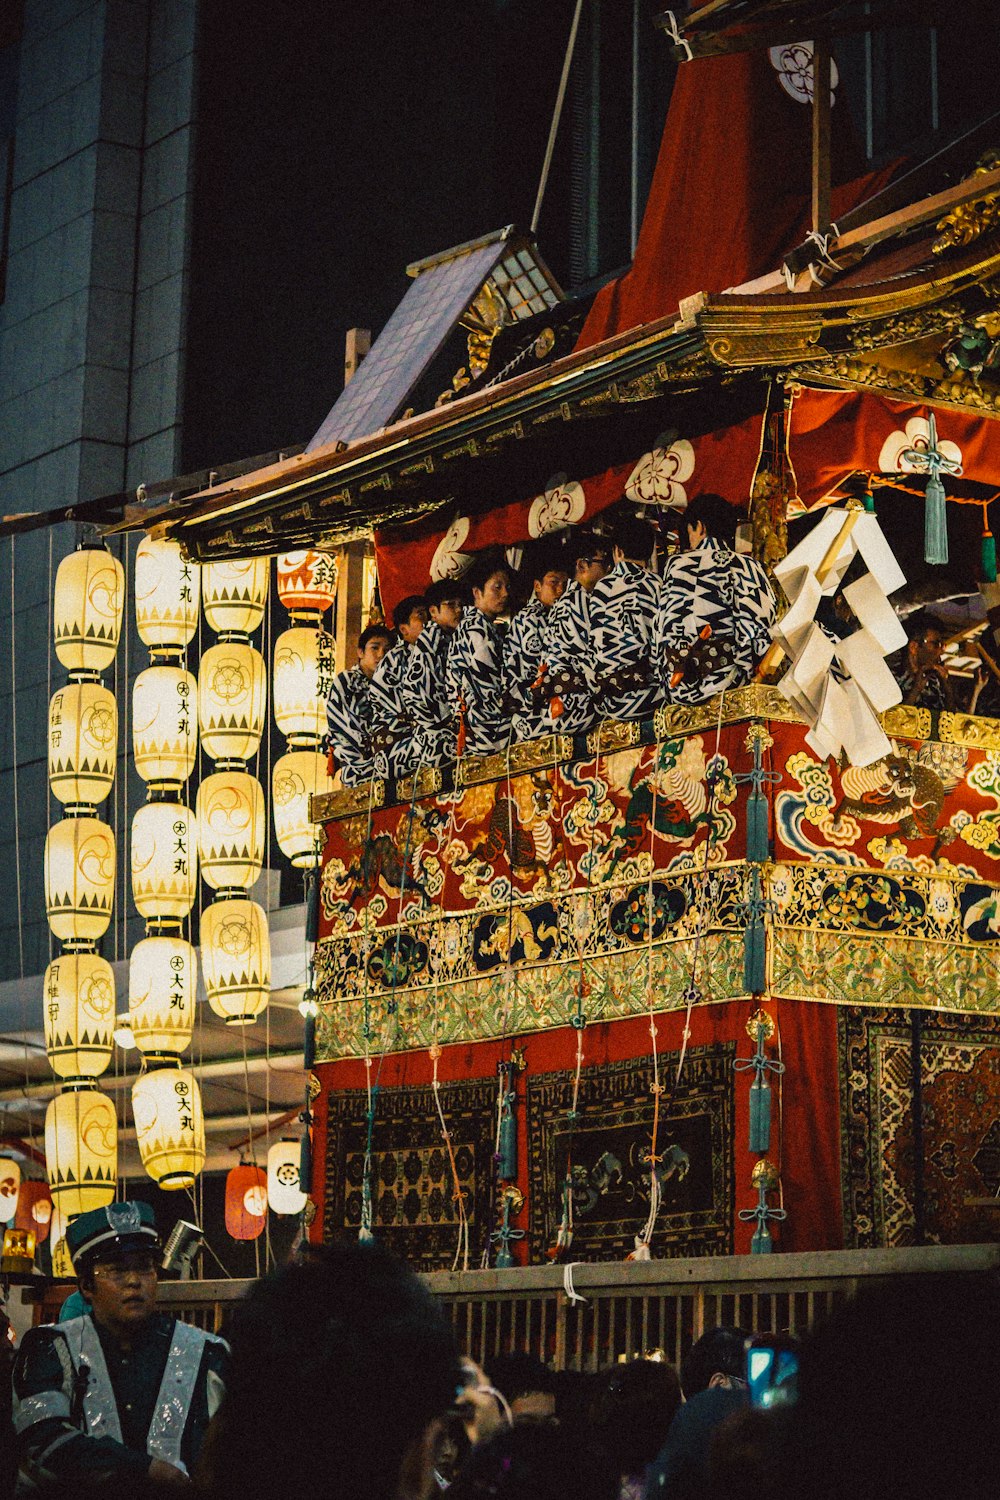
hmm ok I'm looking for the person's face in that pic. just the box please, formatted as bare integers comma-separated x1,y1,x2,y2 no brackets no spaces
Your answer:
909,628,946,672
472,572,509,620
429,598,462,632
575,551,610,591
510,1390,557,1423
533,569,569,608
399,606,428,646
358,635,390,677
86,1249,159,1336
685,518,707,551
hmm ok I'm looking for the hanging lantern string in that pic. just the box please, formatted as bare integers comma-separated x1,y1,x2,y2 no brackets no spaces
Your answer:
429,1042,470,1271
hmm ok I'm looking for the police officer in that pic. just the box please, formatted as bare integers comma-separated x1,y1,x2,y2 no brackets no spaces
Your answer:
12,1201,227,1488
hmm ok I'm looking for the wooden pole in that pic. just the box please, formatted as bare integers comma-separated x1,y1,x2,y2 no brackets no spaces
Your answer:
344,326,371,387
811,39,832,234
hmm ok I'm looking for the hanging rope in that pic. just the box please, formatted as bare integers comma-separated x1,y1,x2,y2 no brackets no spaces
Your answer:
531,0,585,233
10,538,25,980
635,739,663,1256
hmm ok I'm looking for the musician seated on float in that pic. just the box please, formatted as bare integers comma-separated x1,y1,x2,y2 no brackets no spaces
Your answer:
369,593,429,779
504,541,569,740
400,579,464,766
447,549,514,755
537,528,612,736
893,609,956,711
325,622,393,785
656,491,777,704
12,1202,227,1488
588,513,665,722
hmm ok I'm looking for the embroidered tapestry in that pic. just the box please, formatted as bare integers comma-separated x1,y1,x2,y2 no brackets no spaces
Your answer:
840,1006,1000,1247
323,1077,498,1271
526,1043,734,1262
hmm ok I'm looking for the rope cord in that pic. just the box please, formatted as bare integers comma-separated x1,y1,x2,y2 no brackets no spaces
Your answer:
10,537,24,979
531,0,585,234
638,738,663,1250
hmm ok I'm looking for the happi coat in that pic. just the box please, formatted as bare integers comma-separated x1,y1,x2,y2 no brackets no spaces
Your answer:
447,610,511,755
589,560,666,721
399,619,458,766
655,540,777,704
326,665,376,785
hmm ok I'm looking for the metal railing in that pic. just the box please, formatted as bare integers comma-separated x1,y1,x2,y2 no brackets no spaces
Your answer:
28,1244,998,1365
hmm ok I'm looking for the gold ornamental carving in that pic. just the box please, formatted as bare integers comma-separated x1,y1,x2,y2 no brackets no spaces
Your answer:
586,719,643,756
311,779,385,825
880,704,932,741
938,710,1000,751
457,734,575,787
934,152,1000,255
396,766,444,802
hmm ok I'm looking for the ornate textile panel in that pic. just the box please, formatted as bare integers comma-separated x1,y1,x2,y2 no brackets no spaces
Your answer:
322,1077,497,1272
840,1007,1000,1248
526,1045,735,1261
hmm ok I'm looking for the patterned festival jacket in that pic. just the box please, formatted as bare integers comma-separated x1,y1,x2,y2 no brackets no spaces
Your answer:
655,539,777,704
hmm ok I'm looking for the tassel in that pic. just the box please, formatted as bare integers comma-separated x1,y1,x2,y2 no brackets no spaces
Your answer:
746,793,768,863
924,473,949,565
749,1077,771,1153
983,531,997,584
305,870,320,945
299,1131,312,1195
626,1236,651,1261
751,1221,774,1254
498,1106,517,1179
743,919,766,994
456,695,468,757
303,1013,316,1071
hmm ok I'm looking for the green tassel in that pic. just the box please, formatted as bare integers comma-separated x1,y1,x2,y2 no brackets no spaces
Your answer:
983,532,997,584
751,1221,774,1254
749,1078,771,1153
498,1108,517,1179
744,920,766,994
924,474,948,565
863,488,875,514
747,794,768,863
495,1244,514,1269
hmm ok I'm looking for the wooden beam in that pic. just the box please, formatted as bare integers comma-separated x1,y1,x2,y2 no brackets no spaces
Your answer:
811,38,832,234
344,326,371,386
829,164,1000,255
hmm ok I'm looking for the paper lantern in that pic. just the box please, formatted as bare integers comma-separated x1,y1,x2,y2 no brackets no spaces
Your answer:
196,771,265,892
130,802,197,925
53,547,124,677
128,935,196,1058
15,1181,52,1244
45,1087,117,1217
202,557,269,637
225,1163,267,1240
267,1138,307,1216
272,627,331,746
200,898,270,1024
276,550,339,618
132,1066,205,1189
132,666,197,786
0,1159,20,1224
48,683,117,809
134,536,200,654
272,751,333,867
45,817,116,946
198,642,267,764
43,953,115,1079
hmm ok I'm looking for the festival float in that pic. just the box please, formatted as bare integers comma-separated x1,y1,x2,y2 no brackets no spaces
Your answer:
142,4,1000,1276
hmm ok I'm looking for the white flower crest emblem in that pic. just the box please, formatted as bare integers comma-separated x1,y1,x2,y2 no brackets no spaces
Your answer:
769,42,838,105
625,431,695,509
877,417,963,476
430,516,472,581
527,474,586,537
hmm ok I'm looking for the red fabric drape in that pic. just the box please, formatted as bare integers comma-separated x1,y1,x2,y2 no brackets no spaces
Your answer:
309,998,843,1257
788,387,1000,508
577,49,898,350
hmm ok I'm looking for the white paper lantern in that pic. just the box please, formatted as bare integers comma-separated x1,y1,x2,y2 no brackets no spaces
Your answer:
45,817,116,946
134,536,200,655
0,1159,21,1224
202,557,269,637
200,898,270,1024
45,1087,117,1217
198,641,267,764
132,1067,205,1189
132,666,197,786
272,627,331,747
49,1205,74,1278
128,935,196,1058
48,683,118,809
53,548,124,677
43,953,115,1080
276,550,339,618
272,750,333,867
196,770,265,892
267,1138,307,1216
130,802,198,925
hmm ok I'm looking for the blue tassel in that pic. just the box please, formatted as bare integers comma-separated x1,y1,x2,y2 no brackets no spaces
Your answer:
751,1221,774,1254
746,794,768,863
924,474,949,565
498,1106,517,1179
749,1077,771,1153
744,920,766,994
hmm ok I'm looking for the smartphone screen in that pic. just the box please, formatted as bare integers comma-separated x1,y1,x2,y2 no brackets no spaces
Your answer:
747,1342,799,1408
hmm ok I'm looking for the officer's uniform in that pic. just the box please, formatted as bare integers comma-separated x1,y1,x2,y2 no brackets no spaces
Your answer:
12,1201,227,1487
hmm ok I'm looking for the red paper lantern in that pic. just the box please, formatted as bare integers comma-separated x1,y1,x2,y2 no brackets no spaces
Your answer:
225,1163,267,1240
15,1180,53,1244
